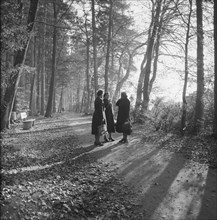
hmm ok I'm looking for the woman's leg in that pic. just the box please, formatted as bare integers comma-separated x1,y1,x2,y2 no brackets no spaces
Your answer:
119,133,126,143
104,134,109,142
95,134,99,143
109,133,115,141
123,133,128,142
95,134,103,146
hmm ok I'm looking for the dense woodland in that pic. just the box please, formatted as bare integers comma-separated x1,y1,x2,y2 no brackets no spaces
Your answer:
1,0,217,138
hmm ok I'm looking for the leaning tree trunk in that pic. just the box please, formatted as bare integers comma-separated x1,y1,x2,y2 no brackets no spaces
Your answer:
0,0,39,131
193,0,204,134
45,0,57,118
181,0,192,135
213,0,217,138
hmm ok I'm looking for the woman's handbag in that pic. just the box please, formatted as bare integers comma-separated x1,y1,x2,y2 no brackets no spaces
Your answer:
122,119,132,135
98,123,107,136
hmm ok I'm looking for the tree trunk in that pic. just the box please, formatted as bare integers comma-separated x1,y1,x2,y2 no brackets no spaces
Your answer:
86,39,90,113
135,2,154,112
29,36,37,116
213,0,217,138
36,44,41,112
0,0,39,131
45,0,57,117
58,84,64,113
53,87,56,113
40,0,47,115
193,0,204,133
135,60,146,112
181,0,192,135
104,0,113,93
142,0,162,113
84,13,90,114
148,31,161,95
91,0,98,96
112,52,133,104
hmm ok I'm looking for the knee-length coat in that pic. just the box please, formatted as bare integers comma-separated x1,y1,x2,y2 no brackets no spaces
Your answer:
91,97,103,135
103,98,115,133
116,97,130,133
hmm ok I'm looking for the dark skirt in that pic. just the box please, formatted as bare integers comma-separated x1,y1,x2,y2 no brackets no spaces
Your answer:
105,108,115,133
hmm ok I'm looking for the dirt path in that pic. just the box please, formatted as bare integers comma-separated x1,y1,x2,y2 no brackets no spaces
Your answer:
71,114,217,220
1,112,217,220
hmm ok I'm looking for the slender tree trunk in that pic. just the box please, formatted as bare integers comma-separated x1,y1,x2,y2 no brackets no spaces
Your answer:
76,85,80,113
45,0,57,117
91,0,98,96
84,12,90,114
29,36,37,116
148,31,161,95
135,3,154,112
86,38,90,113
181,0,192,135
142,0,162,113
104,0,113,93
135,61,146,111
112,51,124,105
193,0,204,133
80,89,85,113
213,0,217,138
40,0,47,115
53,87,56,113
0,0,38,131
58,84,64,113
112,52,133,104
36,47,41,112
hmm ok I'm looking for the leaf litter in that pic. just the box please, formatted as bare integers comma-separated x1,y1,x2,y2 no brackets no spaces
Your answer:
1,114,144,220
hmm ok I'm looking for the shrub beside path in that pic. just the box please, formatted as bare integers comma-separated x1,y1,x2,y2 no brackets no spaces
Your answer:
1,112,217,220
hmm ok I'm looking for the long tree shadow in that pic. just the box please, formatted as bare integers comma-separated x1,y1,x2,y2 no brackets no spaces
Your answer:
196,167,217,220
133,151,187,219
116,134,217,220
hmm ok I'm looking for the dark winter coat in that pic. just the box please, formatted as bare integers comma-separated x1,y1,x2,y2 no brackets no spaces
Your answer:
91,97,103,135
103,98,115,133
116,97,130,133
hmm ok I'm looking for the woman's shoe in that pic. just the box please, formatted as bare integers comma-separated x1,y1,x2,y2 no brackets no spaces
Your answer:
123,139,128,143
119,139,124,143
94,142,104,146
109,137,115,141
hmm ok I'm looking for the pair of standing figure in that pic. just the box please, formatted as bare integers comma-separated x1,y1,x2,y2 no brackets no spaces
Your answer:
91,90,130,146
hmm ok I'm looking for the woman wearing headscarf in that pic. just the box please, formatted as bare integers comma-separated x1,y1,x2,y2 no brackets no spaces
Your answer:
116,92,130,143
91,90,104,146
103,92,115,142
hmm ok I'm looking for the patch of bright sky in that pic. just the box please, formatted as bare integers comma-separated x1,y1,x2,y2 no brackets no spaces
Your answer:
68,0,213,103
125,0,185,102
125,0,213,103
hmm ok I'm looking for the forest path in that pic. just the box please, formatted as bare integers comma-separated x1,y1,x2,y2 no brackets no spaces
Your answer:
72,113,217,220
1,112,217,220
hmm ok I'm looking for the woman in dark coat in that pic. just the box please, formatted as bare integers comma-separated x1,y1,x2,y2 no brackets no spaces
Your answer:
116,92,130,143
92,90,104,146
103,92,115,142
